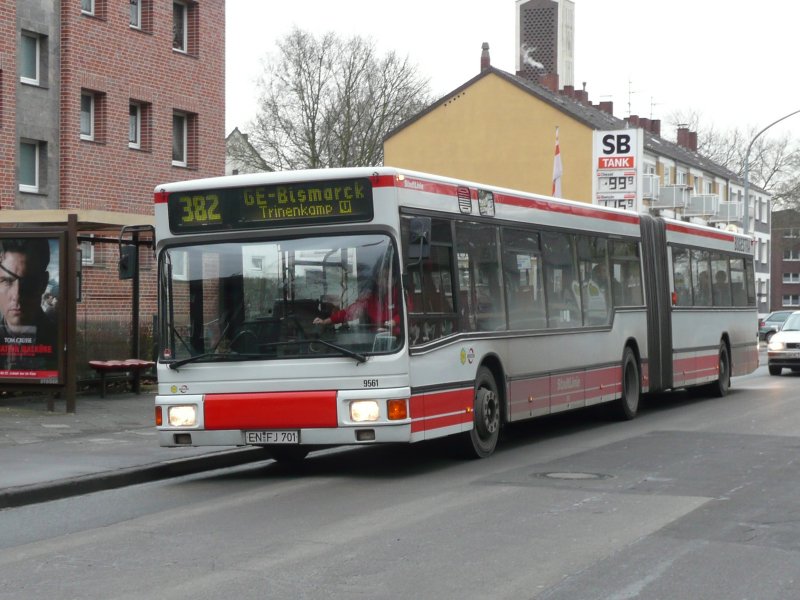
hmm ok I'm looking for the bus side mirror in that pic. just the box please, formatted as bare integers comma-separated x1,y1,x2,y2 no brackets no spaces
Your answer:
407,217,431,265
119,244,138,280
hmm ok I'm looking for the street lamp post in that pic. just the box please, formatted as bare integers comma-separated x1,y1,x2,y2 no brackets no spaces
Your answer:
743,108,800,232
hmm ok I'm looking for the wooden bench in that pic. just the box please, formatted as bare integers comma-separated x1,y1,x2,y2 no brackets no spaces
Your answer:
88,359,155,398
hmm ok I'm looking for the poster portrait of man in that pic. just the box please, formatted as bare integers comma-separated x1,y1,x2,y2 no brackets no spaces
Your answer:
0,236,61,381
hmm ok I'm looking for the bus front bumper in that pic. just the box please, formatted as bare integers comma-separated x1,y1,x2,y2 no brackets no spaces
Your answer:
157,425,413,448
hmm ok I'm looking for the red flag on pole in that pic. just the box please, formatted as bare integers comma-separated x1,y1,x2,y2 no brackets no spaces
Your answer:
552,127,563,198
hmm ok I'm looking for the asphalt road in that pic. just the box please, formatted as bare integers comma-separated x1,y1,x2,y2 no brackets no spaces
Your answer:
0,363,797,600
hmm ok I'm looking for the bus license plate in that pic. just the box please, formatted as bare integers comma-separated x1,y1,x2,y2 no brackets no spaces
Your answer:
245,431,300,445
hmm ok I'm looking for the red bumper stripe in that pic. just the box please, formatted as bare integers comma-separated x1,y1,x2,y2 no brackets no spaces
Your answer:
204,391,338,429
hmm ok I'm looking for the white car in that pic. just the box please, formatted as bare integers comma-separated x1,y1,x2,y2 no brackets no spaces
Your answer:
767,311,800,376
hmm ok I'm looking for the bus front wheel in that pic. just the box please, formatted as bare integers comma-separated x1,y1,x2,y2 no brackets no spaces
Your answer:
458,366,501,459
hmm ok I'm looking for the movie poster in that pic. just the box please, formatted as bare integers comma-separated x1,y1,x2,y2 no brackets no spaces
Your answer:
0,235,63,384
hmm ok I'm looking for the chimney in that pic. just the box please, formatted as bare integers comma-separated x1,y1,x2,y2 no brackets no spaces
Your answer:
639,117,650,132
688,131,698,152
480,42,490,72
628,114,640,127
598,101,613,115
540,72,559,93
575,90,589,105
562,84,575,98
677,127,689,148
650,119,661,136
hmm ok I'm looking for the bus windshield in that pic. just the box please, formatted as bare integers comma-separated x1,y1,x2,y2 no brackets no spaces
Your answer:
159,233,403,364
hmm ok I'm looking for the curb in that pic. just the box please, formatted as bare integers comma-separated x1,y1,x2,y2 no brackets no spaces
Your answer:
0,447,266,510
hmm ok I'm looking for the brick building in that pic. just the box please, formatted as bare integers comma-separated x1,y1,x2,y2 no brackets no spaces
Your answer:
770,208,800,310
2,0,225,368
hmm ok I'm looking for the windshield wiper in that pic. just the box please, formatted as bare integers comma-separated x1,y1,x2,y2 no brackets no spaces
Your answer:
167,339,367,369
306,338,367,363
168,352,240,370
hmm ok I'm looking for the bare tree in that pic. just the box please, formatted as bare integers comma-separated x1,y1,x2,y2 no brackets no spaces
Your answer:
245,28,432,170
668,109,800,208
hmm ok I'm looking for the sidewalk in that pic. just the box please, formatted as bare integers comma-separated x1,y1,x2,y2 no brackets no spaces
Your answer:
0,388,264,509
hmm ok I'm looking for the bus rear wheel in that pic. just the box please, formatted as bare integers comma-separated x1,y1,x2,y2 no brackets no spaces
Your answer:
611,347,640,420
706,342,731,397
458,366,501,459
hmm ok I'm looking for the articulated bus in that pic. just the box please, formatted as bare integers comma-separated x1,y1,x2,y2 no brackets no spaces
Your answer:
153,167,759,460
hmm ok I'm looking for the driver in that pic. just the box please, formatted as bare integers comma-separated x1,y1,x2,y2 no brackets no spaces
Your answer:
313,279,400,334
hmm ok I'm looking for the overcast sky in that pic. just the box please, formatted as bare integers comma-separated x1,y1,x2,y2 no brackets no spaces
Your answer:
226,0,800,140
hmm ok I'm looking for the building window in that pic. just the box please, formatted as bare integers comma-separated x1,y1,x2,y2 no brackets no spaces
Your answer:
19,140,40,193
20,32,40,85
81,90,106,143
173,112,187,166
80,236,95,266
81,92,95,140
129,102,141,149
81,0,94,15
783,273,800,284
173,2,187,52
130,0,141,28
785,249,800,261
783,228,800,238
783,295,800,307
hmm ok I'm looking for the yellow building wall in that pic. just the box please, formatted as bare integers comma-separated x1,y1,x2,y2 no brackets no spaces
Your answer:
384,73,595,202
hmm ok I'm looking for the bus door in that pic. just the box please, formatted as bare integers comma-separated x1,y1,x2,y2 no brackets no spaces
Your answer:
639,215,672,391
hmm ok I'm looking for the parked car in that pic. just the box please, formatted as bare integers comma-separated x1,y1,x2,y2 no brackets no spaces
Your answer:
758,310,794,342
767,311,800,375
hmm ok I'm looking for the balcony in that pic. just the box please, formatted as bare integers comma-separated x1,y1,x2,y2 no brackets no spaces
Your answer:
708,201,743,223
684,194,719,217
649,185,689,209
642,175,660,199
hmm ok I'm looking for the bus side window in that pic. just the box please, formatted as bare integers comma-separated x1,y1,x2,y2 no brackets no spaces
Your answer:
456,222,505,332
542,231,581,327
729,257,747,306
672,246,692,306
610,240,643,306
402,216,457,345
691,249,712,306
501,228,546,330
711,253,732,306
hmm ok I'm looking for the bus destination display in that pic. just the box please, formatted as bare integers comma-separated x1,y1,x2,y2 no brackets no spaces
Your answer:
168,178,374,233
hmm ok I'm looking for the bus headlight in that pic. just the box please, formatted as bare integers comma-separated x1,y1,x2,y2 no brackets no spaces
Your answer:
168,405,197,427
350,400,380,422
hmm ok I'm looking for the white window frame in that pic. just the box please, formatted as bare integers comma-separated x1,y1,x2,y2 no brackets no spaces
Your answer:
783,227,800,239
785,249,800,261
20,32,40,86
130,0,142,29
81,0,95,16
173,2,188,52
129,102,142,149
172,112,187,167
783,272,800,284
80,92,95,141
80,236,95,266
19,140,39,193
783,294,800,307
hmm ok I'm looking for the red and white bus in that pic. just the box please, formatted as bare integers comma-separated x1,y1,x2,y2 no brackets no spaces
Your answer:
153,167,758,460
